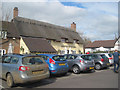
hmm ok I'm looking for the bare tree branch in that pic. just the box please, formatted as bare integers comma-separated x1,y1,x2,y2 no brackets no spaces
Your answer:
2,6,12,21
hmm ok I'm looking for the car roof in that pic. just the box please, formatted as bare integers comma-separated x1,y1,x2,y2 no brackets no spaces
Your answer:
64,54,83,56
87,53,104,55
38,54,58,57
3,54,39,58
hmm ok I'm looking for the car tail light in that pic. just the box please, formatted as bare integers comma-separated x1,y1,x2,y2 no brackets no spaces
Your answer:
51,70,56,72
19,66,30,72
49,58,55,64
80,60,84,63
101,58,104,62
109,58,112,59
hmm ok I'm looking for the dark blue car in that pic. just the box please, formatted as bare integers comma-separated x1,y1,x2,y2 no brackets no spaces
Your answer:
38,54,69,75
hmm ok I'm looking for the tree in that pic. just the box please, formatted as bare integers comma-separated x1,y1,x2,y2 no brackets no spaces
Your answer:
78,31,91,46
2,5,12,21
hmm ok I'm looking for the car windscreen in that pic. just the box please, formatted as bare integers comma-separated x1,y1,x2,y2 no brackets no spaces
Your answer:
22,56,45,65
81,55,93,61
52,55,66,61
100,54,108,59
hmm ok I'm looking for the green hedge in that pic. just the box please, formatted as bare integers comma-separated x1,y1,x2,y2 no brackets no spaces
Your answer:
93,51,114,53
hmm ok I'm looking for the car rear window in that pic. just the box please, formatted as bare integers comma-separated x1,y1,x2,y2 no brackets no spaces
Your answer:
81,55,93,61
52,55,66,61
22,56,45,65
108,54,112,57
100,54,108,59
92,55,100,59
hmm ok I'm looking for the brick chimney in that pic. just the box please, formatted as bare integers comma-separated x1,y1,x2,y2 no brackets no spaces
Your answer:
71,22,76,31
13,7,18,18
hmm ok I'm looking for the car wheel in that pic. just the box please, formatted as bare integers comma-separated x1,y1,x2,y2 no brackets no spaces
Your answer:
72,65,80,74
95,64,101,70
6,73,14,87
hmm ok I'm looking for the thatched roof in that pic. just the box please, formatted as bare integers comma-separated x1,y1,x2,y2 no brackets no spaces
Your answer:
12,17,83,43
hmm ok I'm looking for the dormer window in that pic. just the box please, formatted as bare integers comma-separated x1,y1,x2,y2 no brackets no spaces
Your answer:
73,40,76,43
61,38,68,43
74,39,79,44
61,38,66,43
74,39,78,43
0,30,7,39
48,40,51,44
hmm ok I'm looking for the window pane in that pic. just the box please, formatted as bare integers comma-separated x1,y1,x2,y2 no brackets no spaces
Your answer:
22,56,44,65
100,54,108,59
40,55,49,60
81,55,92,61
3,56,11,63
11,57,19,64
68,55,77,59
52,55,66,61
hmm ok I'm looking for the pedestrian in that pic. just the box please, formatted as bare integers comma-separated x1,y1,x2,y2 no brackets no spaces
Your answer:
112,49,120,73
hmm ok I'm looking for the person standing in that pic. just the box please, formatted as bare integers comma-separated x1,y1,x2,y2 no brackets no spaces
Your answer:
112,49,120,73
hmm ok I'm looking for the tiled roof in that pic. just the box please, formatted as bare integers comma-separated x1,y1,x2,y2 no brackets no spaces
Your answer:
85,40,116,48
23,37,57,53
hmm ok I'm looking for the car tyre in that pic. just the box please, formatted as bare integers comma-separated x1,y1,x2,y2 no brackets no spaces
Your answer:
6,73,15,87
95,64,101,70
72,65,80,74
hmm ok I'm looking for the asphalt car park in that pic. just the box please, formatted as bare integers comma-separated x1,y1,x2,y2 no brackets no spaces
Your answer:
0,66,118,89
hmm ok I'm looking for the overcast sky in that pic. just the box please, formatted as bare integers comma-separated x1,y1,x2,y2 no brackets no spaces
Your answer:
1,0,118,41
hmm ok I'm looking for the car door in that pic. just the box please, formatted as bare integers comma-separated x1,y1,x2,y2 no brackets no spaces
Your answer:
64,55,75,70
2,56,12,79
91,54,99,63
9,56,19,76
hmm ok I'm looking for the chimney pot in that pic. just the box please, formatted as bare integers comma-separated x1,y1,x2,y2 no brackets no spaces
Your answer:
13,7,18,18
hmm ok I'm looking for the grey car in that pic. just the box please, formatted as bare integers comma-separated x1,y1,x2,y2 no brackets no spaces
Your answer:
63,54,95,74
84,54,110,70
98,53,114,66
0,54,50,87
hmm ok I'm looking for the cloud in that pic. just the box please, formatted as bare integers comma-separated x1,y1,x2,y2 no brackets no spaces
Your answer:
2,0,119,2
2,1,118,41
75,2,118,41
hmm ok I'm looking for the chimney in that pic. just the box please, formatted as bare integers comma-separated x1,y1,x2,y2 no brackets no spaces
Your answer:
13,7,18,18
71,22,76,31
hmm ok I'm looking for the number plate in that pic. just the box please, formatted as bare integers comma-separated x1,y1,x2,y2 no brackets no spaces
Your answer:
59,63,65,66
89,67,94,69
32,71,44,74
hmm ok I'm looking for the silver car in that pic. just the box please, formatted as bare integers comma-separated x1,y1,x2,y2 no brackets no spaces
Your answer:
0,54,50,87
99,53,114,66
86,54,110,70
63,54,95,74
